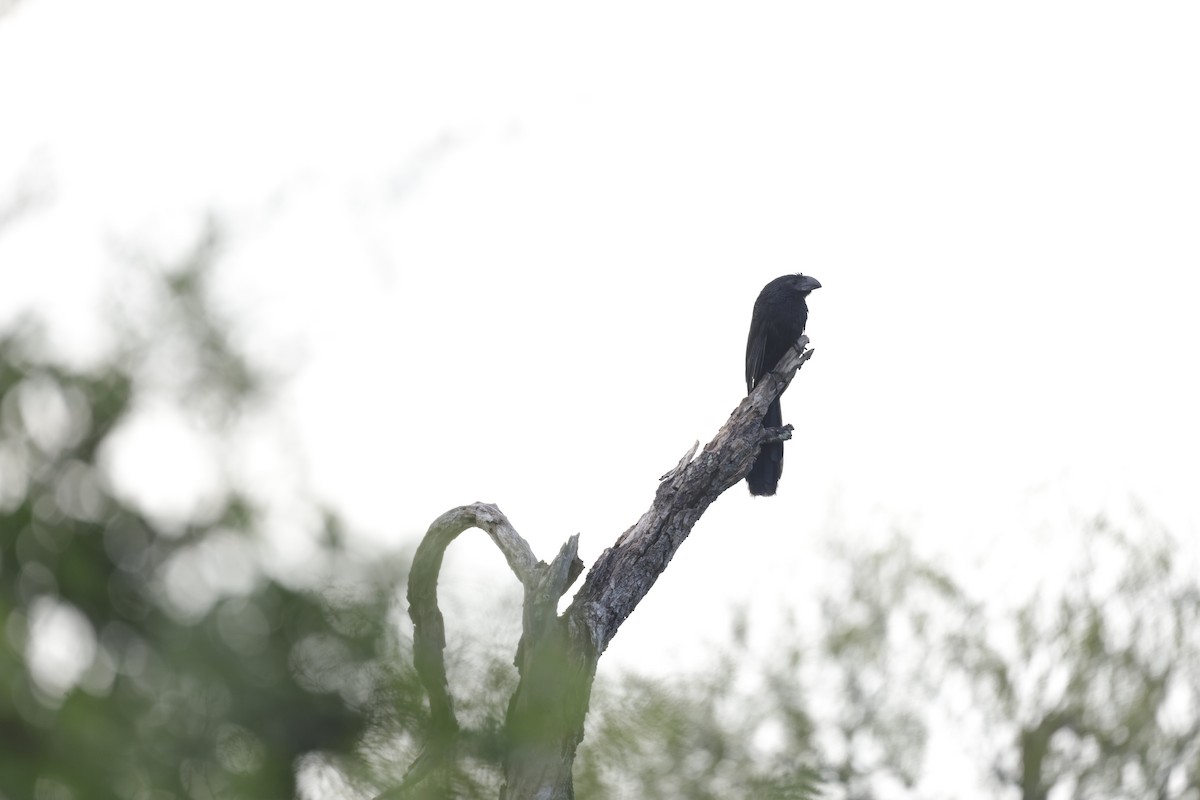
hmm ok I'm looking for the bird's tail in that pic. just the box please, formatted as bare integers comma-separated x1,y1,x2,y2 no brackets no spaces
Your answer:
746,398,784,496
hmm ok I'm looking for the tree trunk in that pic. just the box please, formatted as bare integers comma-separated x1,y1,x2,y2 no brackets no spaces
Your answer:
501,617,597,799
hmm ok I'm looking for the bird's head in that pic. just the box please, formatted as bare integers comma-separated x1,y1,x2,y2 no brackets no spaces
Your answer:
786,274,821,295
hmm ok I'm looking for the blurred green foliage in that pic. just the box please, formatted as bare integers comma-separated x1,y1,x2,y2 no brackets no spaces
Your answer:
0,234,420,800
576,642,820,800
815,523,1200,799
2,219,1197,800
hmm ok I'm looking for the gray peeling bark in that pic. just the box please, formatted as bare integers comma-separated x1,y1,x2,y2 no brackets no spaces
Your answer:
385,336,814,800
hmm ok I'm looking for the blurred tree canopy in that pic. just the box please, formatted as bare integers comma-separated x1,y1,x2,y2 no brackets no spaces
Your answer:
2,217,1198,799
813,522,1200,800
0,226,419,800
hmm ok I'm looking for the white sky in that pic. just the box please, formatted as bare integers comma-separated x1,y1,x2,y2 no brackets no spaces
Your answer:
3,0,1200,790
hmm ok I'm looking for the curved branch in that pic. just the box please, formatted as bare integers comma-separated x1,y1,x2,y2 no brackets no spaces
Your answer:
393,504,528,792
393,503,581,797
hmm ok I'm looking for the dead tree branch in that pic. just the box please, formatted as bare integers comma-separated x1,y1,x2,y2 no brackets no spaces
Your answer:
390,335,814,799
565,335,813,654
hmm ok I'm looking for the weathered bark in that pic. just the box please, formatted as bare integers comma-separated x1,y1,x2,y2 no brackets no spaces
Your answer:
385,336,814,799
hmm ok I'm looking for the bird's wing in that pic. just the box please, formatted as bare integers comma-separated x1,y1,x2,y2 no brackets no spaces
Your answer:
745,322,766,391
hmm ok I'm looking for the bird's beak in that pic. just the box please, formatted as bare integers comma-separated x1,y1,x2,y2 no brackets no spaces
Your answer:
798,276,822,292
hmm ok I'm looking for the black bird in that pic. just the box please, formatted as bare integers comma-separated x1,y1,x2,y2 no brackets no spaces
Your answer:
744,274,821,496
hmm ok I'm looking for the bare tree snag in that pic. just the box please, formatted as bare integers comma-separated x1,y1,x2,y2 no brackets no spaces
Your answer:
386,336,814,799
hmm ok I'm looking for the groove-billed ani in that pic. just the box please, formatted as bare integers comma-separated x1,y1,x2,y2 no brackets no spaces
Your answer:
745,274,821,496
